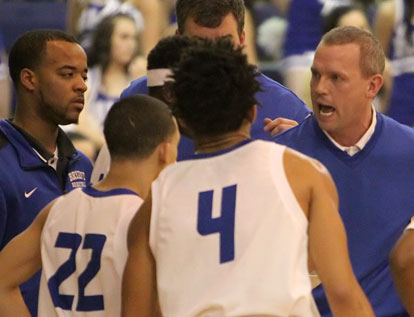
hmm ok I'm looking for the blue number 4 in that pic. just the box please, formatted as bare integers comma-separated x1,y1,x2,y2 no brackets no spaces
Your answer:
197,184,237,264
48,232,107,311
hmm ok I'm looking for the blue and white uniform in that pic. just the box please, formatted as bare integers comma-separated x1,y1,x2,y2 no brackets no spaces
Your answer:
39,186,142,316
274,113,414,316
150,139,319,316
385,0,414,126
121,74,311,160
0,119,93,316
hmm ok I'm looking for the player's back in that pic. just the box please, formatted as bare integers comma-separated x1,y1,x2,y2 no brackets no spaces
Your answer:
150,139,319,316
38,186,142,316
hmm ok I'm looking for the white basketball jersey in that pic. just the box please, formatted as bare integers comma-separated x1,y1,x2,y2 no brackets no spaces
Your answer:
150,140,319,317
39,186,142,316
407,217,414,230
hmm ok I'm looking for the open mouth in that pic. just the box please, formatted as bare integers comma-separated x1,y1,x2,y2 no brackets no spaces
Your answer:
318,104,335,117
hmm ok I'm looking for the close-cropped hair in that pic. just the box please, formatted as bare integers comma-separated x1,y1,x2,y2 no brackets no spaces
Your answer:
87,13,137,72
171,37,260,138
321,26,385,77
176,0,245,37
8,29,79,88
103,95,176,160
147,35,203,70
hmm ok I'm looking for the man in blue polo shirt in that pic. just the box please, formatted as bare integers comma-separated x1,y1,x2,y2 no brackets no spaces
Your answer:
0,29,92,316
121,0,310,160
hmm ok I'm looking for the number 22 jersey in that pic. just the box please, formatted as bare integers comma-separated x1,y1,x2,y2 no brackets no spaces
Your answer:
150,139,319,317
38,186,142,316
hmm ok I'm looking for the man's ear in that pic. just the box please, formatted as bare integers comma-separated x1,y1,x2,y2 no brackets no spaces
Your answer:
239,29,246,46
20,68,36,92
162,82,176,105
366,74,383,99
157,141,170,165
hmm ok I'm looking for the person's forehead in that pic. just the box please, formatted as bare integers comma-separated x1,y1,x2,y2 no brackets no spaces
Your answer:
315,42,360,61
312,43,362,76
113,17,136,32
182,13,239,37
43,40,87,65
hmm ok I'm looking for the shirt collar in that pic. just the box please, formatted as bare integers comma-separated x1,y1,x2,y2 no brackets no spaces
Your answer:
8,120,55,161
323,105,377,156
7,119,77,159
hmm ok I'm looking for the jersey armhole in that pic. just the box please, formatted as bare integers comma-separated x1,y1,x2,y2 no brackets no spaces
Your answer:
39,194,67,247
149,180,161,257
270,145,309,229
114,196,143,277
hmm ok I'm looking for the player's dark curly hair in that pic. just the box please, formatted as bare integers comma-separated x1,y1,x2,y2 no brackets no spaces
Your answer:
171,37,261,138
147,35,202,70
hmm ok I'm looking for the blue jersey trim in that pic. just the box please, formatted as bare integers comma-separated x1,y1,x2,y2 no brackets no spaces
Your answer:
82,186,138,198
182,139,253,161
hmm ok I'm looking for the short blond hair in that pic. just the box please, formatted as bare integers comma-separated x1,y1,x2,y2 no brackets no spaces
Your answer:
321,26,385,78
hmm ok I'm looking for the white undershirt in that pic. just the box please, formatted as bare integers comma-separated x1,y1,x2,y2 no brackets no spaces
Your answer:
407,217,414,230
323,105,377,156
33,147,59,170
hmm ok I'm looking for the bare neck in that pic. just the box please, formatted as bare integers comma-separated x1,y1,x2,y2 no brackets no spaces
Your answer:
94,158,160,199
13,99,58,153
194,123,251,154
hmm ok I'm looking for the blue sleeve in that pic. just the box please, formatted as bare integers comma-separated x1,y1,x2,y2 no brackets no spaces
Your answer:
120,76,149,99
277,90,311,123
255,74,311,124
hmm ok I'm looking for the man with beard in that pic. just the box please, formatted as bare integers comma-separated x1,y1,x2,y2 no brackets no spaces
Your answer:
0,29,92,316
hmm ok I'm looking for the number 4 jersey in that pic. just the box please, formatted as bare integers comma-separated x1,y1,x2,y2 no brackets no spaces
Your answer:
150,139,320,316
38,186,142,316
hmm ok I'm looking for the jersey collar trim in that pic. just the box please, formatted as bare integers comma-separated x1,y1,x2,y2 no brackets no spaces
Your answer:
183,138,254,161
82,185,139,198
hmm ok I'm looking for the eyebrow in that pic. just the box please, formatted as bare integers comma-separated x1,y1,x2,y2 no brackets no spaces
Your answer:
58,65,88,73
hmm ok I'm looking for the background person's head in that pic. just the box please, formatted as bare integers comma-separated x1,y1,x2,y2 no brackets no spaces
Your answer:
171,37,260,140
8,29,87,125
311,26,384,145
104,95,179,167
176,0,245,46
88,13,138,73
323,5,370,34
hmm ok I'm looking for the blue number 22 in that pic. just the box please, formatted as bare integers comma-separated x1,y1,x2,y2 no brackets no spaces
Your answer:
47,232,107,311
197,184,237,264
